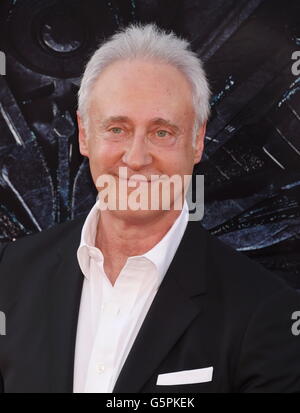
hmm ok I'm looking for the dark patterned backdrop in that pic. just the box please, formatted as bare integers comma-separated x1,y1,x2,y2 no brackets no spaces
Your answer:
0,0,299,287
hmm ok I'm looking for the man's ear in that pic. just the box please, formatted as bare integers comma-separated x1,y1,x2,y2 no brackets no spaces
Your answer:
193,122,206,165
77,111,89,158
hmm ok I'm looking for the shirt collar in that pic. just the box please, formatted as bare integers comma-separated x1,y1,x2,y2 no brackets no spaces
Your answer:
77,202,102,279
77,200,189,285
140,201,189,285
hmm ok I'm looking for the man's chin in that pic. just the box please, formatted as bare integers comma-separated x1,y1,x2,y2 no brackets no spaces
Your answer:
102,206,173,224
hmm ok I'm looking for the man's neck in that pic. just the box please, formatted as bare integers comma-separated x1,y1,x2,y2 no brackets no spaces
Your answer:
95,209,182,285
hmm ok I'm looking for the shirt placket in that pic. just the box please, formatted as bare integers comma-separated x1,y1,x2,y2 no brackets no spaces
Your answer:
84,261,141,393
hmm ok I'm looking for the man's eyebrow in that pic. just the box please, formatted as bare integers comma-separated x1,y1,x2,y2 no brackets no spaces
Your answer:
149,118,180,132
99,116,181,132
99,116,130,127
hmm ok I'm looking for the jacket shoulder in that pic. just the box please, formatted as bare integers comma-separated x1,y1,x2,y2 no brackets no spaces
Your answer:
0,213,87,256
201,225,294,304
0,213,87,291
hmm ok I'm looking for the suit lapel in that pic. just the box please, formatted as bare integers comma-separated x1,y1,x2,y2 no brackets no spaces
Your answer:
47,216,86,393
113,221,208,393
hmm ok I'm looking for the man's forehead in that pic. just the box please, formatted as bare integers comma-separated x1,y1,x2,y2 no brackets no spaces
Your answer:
91,58,193,96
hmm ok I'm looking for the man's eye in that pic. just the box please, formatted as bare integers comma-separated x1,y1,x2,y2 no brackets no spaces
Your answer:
156,130,170,137
110,127,123,134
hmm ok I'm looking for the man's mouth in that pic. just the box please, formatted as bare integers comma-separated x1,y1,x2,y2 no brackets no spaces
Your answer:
116,174,161,183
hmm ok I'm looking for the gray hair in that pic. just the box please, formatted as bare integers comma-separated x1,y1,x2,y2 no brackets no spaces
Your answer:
78,23,211,144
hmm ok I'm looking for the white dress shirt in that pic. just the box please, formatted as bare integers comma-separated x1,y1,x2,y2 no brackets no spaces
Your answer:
73,200,189,393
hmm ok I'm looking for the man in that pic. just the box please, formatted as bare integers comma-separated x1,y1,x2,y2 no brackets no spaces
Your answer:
0,24,299,393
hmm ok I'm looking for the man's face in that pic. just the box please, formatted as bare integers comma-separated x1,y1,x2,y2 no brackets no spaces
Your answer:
78,59,206,222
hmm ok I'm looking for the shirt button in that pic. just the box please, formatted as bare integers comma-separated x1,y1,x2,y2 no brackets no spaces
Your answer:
97,364,105,374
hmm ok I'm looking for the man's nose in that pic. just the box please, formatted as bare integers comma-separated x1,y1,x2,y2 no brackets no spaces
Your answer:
122,134,152,170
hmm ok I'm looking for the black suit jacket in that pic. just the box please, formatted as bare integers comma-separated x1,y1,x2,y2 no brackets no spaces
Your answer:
0,214,300,393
